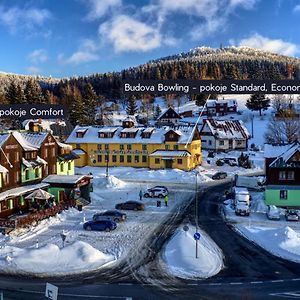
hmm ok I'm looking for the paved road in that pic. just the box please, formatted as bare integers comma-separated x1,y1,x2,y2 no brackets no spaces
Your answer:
1,180,300,299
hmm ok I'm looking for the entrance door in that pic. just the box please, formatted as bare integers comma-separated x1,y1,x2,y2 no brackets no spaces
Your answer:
165,159,173,169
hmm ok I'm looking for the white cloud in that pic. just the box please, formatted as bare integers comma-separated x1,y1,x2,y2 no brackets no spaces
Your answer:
293,5,300,12
27,66,41,74
0,5,51,34
238,33,298,56
229,0,258,9
63,39,100,65
28,49,48,64
85,0,122,20
99,15,161,52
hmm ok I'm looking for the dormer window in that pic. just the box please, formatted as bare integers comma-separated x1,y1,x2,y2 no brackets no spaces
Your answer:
76,129,87,138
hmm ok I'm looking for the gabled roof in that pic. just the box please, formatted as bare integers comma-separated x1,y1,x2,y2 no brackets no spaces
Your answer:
158,107,182,120
12,132,38,151
269,142,300,168
201,119,250,139
264,143,292,158
0,133,10,147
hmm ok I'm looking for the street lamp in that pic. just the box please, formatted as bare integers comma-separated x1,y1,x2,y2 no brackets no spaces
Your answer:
105,157,109,178
193,170,199,259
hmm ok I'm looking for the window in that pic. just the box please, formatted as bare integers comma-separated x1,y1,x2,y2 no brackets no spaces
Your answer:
219,141,224,146
105,155,109,162
60,163,64,173
280,190,288,199
15,171,19,183
120,144,124,150
287,171,295,180
135,155,139,163
127,144,132,150
25,152,31,160
105,144,109,150
31,152,35,159
120,155,124,163
35,168,40,177
177,159,183,164
169,134,174,139
25,169,29,180
142,156,147,163
127,155,132,163
155,158,160,164
112,155,117,163
173,145,179,150
165,144,170,150
76,144,81,149
15,152,19,162
142,144,147,150
97,144,102,151
51,148,55,157
237,140,243,145
68,162,71,170
279,171,286,180
44,148,48,158
209,140,212,145
97,155,102,163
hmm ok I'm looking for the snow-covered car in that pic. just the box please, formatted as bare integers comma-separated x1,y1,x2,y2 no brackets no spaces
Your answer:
285,210,299,222
115,201,145,211
93,210,127,222
143,187,168,198
83,220,117,232
223,158,238,166
212,172,227,180
235,202,250,216
266,205,280,220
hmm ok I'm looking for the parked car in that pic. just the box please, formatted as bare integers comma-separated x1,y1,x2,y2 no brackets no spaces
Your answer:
152,185,169,193
115,201,145,211
93,210,127,222
285,210,299,221
144,187,168,198
223,158,239,167
83,220,117,232
212,172,227,180
235,202,250,216
266,205,280,220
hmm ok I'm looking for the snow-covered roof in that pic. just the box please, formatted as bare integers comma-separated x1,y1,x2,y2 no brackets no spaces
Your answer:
42,175,91,185
201,119,250,140
12,132,38,151
264,144,293,158
0,164,8,173
98,128,118,133
269,142,300,168
149,150,191,157
57,140,72,150
66,125,197,145
206,99,237,107
73,149,86,155
143,127,155,133
158,107,182,120
0,183,50,202
36,156,48,165
123,116,137,124
18,132,49,148
0,133,10,147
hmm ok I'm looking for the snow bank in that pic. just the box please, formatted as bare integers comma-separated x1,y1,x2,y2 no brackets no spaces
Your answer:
0,241,114,275
106,175,126,189
237,225,300,263
163,226,223,279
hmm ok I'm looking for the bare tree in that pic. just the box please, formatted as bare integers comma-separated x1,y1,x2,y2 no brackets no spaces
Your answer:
265,111,300,144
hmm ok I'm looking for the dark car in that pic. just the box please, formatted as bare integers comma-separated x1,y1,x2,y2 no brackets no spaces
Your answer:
93,210,127,222
83,220,117,232
115,201,145,211
285,210,299,221
212,172,227,180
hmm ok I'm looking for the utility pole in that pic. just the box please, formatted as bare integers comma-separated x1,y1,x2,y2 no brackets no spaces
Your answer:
195,172,199,259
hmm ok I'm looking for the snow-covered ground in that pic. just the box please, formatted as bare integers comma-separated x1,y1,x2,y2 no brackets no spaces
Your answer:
162,225,224,279
223,188,300,263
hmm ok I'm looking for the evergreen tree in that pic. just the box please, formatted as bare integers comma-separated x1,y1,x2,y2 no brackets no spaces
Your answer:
24,79,43,103
154,104,162,119
6,81,25,104
126,95,138,115
246,94,270,116
0,93,8,104
195,94,208,107
82,83,97,125
69,86,85,126
44,90,57,104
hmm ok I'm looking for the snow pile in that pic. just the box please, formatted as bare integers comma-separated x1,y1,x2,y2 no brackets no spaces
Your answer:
163,226,223,279
237,225,300,263
106,175,126,189
0,241,114,275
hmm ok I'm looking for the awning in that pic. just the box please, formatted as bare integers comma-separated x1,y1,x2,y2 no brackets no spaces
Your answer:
25,189,54,200
22,157,46,168
0,183,50,202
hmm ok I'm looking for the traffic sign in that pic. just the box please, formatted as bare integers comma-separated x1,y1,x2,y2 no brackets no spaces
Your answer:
45,283,58,300
183,225,189,232
193,232,201,240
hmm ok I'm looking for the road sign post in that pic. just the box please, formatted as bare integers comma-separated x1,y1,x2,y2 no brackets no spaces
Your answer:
193,232,201,259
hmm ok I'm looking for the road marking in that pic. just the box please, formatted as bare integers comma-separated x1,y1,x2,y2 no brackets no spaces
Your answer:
271,280,284,283
292,278,300,281
270,291,300,298
8,289,131,299
187,284,198,286
250,281,263,284
229,282,243,285
209,283,222,286
118,283,133,286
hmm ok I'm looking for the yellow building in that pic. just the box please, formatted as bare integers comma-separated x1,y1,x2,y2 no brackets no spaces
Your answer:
66,117,201,171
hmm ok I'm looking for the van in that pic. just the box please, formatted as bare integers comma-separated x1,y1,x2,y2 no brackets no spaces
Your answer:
233,187,250,206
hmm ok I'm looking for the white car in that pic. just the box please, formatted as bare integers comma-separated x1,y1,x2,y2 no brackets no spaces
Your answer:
266,205,280,220
235,202,250,216
144,187,168,198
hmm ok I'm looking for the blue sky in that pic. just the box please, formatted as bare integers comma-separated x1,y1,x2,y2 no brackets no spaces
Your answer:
0,0,300,78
